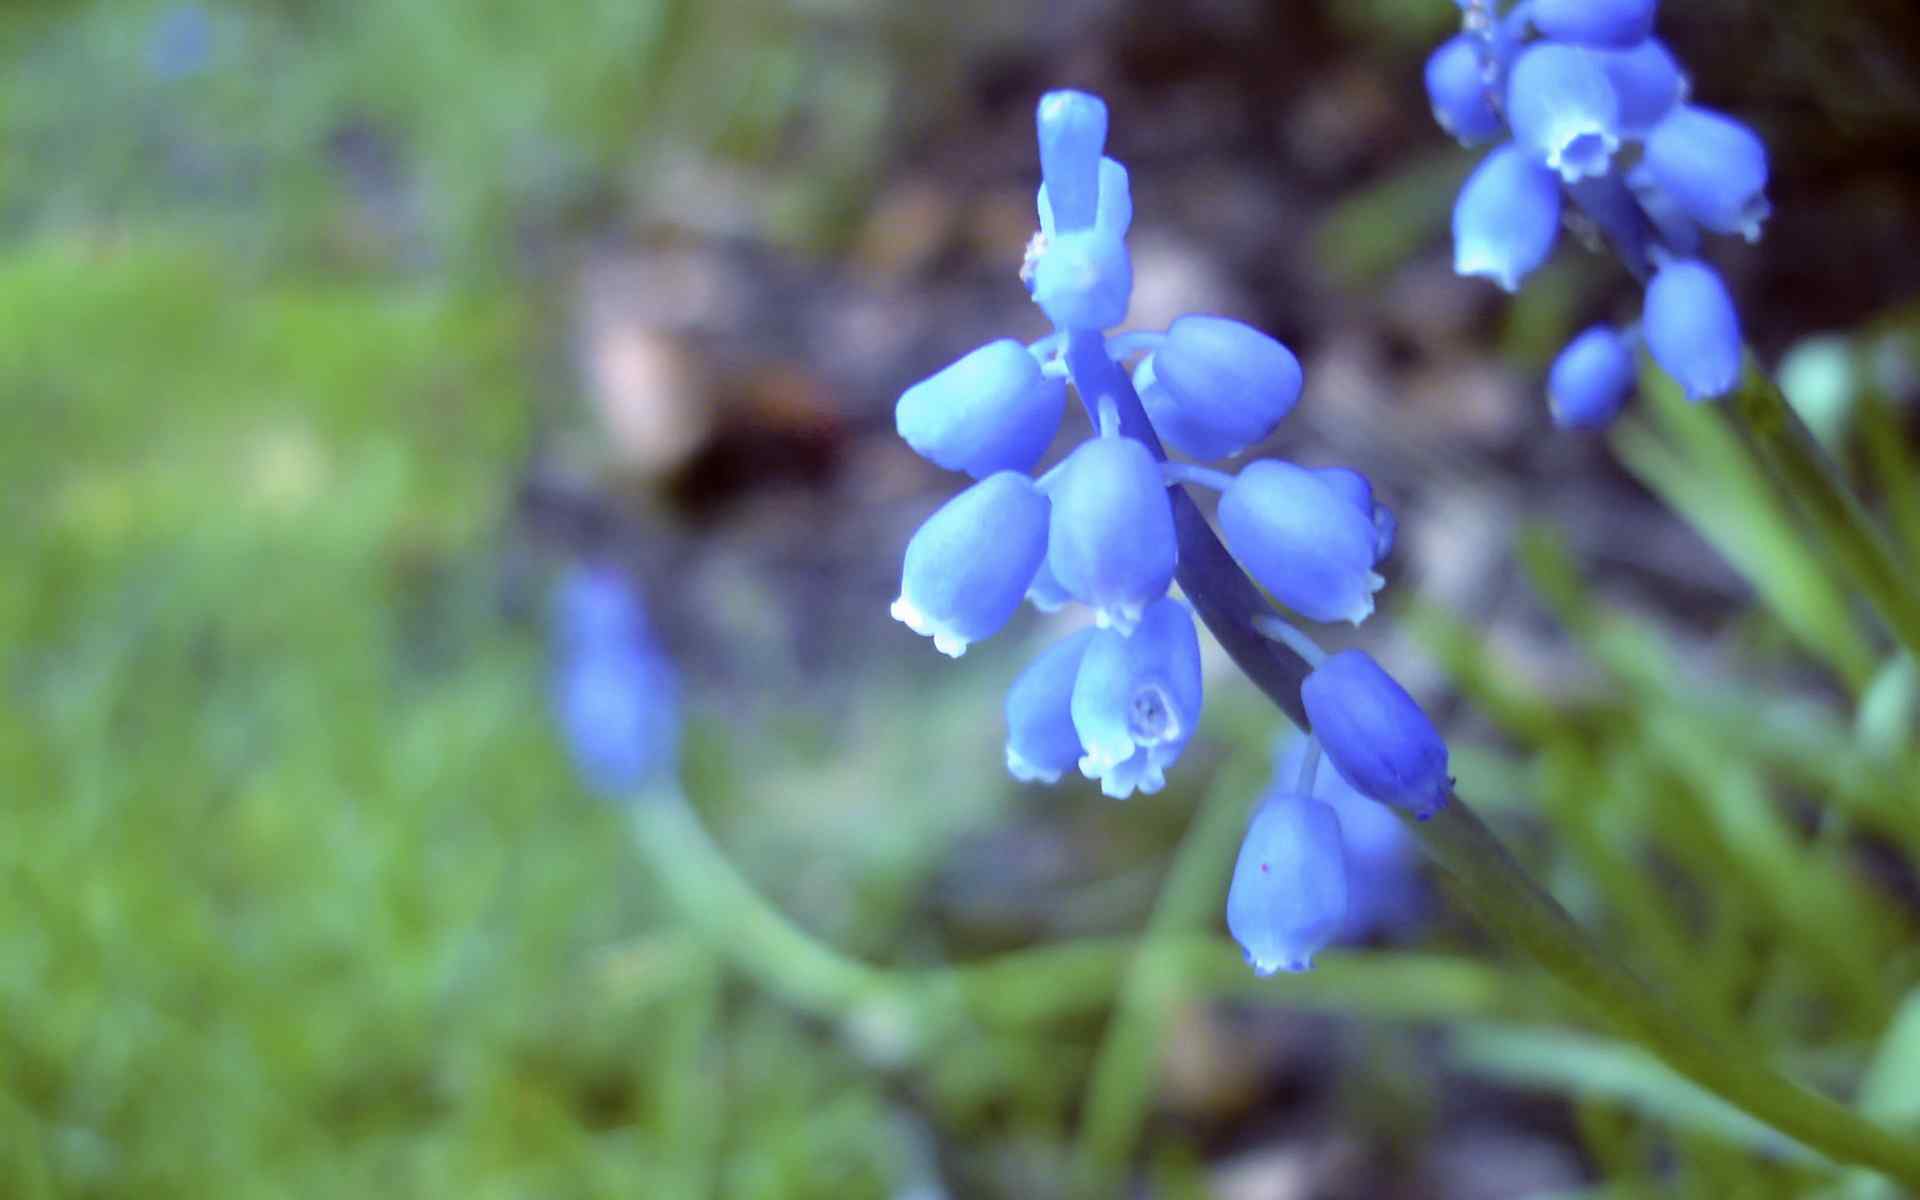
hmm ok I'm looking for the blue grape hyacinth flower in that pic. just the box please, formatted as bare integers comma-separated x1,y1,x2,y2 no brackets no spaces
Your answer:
893,471,1051,657
1133,315,1302,460
1045,434,1177,635
896,339,1066,478
1548,324,1637,429
1644,257,1744,402
1069,597,1203,798
1273,737,1421,942
1431,0,1769,419
1226,786,1348,975
552,565,681,797
1218,460,1389,626
1300,650,1452,820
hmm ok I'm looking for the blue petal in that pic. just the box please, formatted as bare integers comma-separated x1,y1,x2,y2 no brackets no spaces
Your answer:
1031,226,1133,332
1036,90,1108,234
1004,628,1097,784
896,339,1067,478
1643,105,1770,242
1069,597,1203,798
1531,0,1657,48
1226,789,1347,974
1272,738,1419,941
892,472,1051,656
1218,460,1383,626
1039,157,1133,239
1644,258,1743,401
1453,143,1563,292
1137,316,1302,460
1506,42,1622,182
1046,436,1177,633
1596,38,1685,136
1426,34,1503,145
1300,650,1452,820
1548,324,1636,428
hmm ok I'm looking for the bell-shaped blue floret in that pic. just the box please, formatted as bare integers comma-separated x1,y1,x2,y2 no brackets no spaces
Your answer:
1218,460,1384,626
1039,157,1132,239
1642,105,1770,242
1046,435,1177,633
1308,467,1396,562
1226,789,1347,974
896,339,1066,478
1453,144,1563,292
552,567,681,796
1134,315,1302,460
1597,38,1685,136
1004,628,1097,784
1070,597,1203,799
1031,226,1132,332
1036,90,1108,234
1531,0,1656,47
1644,258,1743,401
1506,42,1621,182
1300,650,1451,820
1548,325,1636,429
1426,34,1503,145
1273,738,1418,941
892,471,1051,657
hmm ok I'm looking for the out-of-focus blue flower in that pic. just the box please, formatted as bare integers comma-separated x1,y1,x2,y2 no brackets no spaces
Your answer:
1643,105,1770,242
896,339,1066,478
1070,597,1203,798
1004,628,1097,784
1453,144,1563,292
1644,257,1743,401
892,472,1051,656
1506,42,1621,182
1548,324,1637,428
1035,90,1109,233
1300,650,1451,820
552,566,680,797
1531,0,1657,48
1134,315,1302,460
1030,227,1133,332
1226,788,1347,974
1426,34,1504,145
1218,460,1386,626
1039,157,1133,239
1045,435,1176,634
1273,738,1421,941
1597,39,1685,136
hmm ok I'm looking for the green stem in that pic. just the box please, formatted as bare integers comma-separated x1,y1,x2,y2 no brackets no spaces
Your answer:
1729,357,1920,665
1409,796,1920,1188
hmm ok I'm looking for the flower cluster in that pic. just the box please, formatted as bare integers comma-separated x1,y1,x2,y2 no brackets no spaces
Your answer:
892,91,1396,800
1430,0,1766,426
551,564,681,797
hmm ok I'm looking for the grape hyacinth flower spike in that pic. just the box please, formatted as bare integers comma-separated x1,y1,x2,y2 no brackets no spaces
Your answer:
1430,0,1770,421
892,88,1416,802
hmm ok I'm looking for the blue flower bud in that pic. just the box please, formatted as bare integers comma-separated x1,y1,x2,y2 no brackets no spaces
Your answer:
1642,104,1770,242
1218,460,1384,626
1039,157,1133,239
1547,324,1636,428
1300,650,1452,820
1426,34,1503,145
1644,257,1742,402
1531,0,1656,47
896,339,1067,478
1453,144,1563,292
1031,226,1132,332
1135,315,1302,460
1308,467,1396,561
1273,738,1418,941
552,568,680,796
1070,597,1202,799
1046,435,1177,634
1596,38,1685,136
1506,42,1621,182
1004,628,1097,784
1036,90,1108,234
893,471,1051,656
1226,789,1347,974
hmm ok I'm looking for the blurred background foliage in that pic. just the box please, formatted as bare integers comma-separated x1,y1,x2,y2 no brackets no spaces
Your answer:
4,0,1920,1196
